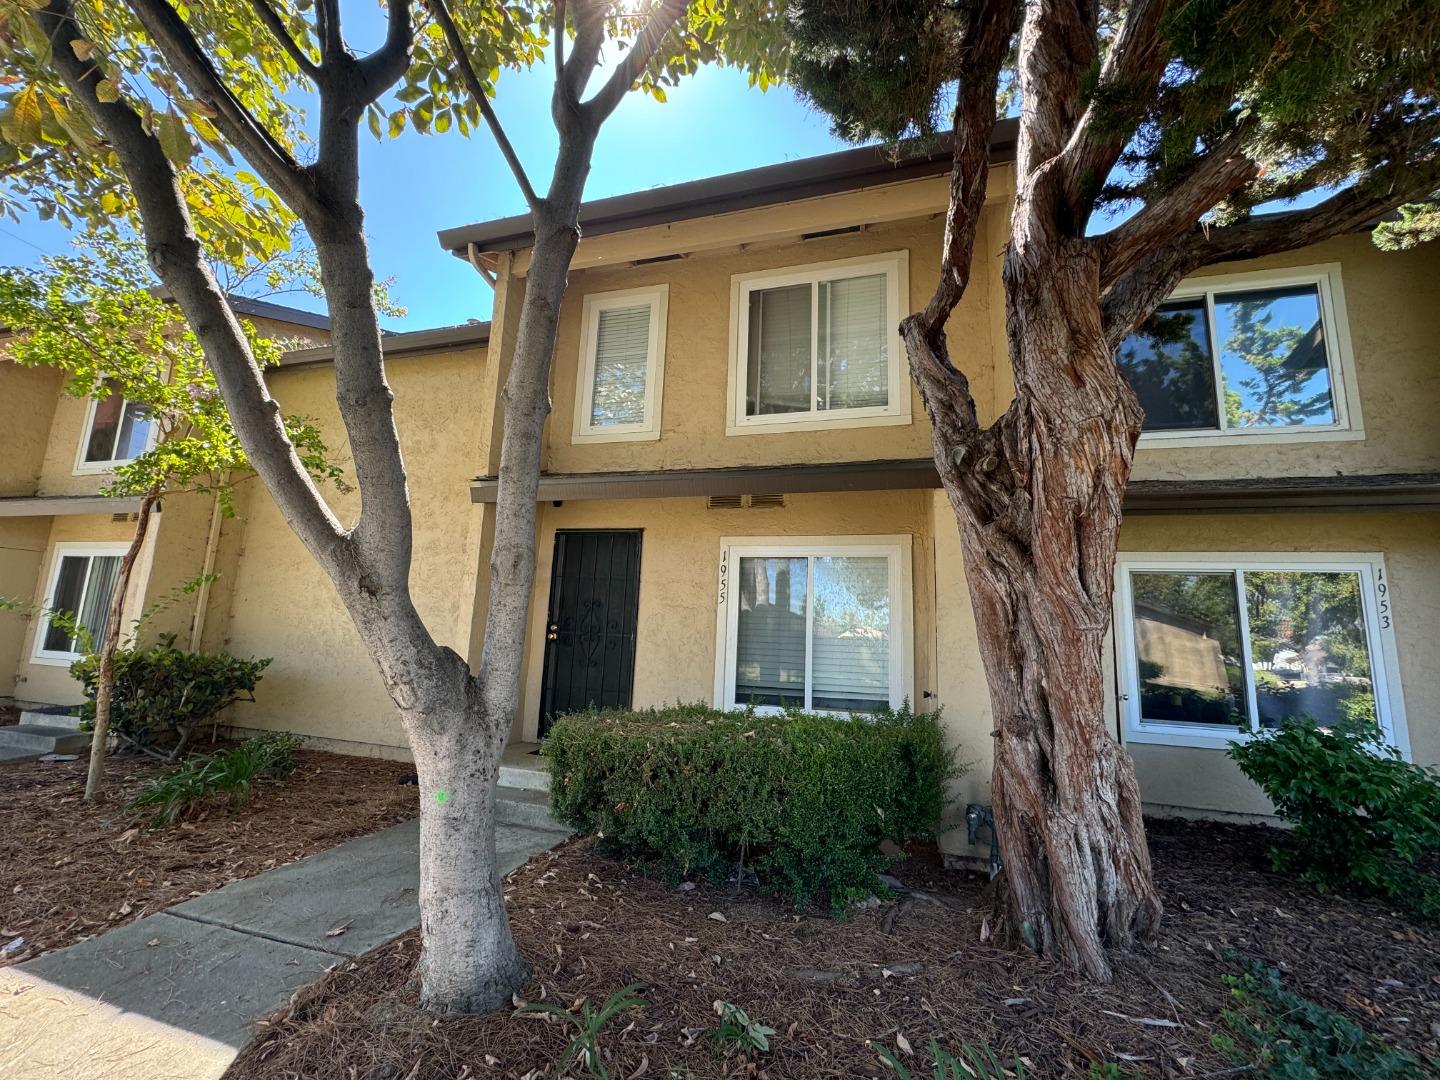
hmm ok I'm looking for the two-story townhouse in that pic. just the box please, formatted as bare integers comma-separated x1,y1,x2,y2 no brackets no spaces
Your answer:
4,129,1436,855
0,298,333,706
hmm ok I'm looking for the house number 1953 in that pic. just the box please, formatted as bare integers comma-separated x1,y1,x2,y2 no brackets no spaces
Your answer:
1377,567,1391,631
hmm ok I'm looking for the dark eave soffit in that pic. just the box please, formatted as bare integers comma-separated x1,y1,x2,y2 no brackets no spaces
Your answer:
469,462,1440,514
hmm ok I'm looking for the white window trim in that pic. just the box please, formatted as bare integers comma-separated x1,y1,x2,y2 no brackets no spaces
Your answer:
73,392,159,475
712,534,914,714
1113,551,1409,758
31,541,131,666
725,251,911,436
572,285,668,444
1134,262,1364,449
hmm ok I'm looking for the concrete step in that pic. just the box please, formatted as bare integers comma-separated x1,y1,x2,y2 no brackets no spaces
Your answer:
19,709,85,731
495,786,568,834
0,724,92,754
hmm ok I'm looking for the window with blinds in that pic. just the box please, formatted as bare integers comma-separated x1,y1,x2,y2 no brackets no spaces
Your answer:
575,286,668,442
721,540,907,715
732,254,907,430
36,549,124,660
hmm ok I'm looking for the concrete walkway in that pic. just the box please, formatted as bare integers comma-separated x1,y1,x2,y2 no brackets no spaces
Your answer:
0,818,567,1080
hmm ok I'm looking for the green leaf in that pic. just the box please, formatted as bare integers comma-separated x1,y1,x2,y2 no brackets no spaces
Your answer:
155,111,194,165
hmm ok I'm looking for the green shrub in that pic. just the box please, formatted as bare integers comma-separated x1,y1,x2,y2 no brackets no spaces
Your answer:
125,731,301,827
545,703,958,909
1215,955,1435,1078
71,633,272,757
1228,716,1440,918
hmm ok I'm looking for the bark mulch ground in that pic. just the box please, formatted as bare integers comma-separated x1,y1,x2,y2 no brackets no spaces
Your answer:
0,748,417,966
227,817,1440,1080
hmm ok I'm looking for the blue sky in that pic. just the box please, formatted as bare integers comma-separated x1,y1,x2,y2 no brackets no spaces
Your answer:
0,52,851,333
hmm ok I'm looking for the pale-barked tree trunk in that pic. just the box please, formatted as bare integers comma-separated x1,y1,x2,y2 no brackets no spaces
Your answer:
84,486,159,802
36,0,692,1013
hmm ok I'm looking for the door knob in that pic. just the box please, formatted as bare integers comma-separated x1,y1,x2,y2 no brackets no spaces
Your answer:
547,631,558,640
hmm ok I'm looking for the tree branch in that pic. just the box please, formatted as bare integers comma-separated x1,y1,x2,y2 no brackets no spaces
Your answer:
583,0,688,123
33,0,343,558
1101,157,1440,349
556,4,605,110
123,0,323,219
355,0,414,106
1055,0,1171,230
553,0,566,77
902,0,1021,432
244,0,320,80
1014,0,1100,193
1093,131,1257,289
424,0,538,211
314,0,342,63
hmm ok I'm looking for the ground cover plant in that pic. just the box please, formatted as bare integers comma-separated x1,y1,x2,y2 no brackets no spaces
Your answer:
1229,716,1440,919
0,747,417,966
124,731,301,827
545,704,956,909
228,817,1440,1079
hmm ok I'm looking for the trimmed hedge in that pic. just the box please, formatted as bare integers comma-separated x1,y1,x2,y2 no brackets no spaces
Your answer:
545,703,958,909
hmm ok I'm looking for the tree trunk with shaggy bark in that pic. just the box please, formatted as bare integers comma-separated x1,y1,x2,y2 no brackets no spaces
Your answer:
939,239,1160,980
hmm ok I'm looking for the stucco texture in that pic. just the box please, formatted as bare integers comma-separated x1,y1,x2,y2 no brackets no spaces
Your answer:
512,491,941,745
542,214,1006,476
0,361,62,497
208,347,485,752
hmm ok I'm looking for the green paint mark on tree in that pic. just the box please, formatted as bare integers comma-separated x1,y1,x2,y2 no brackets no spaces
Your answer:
435,789,449,804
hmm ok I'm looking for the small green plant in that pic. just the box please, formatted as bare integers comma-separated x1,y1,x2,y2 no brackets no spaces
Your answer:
73,634,272,760
1217,955,1435,1078
545,702,958,910
125,731,301,827
875,1039,1026,1079
515,981,647,1080
1228,715,1440,918
713,1000,777,1054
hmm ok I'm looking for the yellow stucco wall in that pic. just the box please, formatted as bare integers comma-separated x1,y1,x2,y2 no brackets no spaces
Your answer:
207,347,485,752
543,214,1005,475
0,361,62,498
9,514,158,704
511,491,941,743
0,518,51,696
929,505,1440,830
536,193,1439,484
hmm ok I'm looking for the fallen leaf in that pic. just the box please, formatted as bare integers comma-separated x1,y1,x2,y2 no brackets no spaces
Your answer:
146,938,160,948
896,1033,913,1056
707,912,727,923
325,920,353,937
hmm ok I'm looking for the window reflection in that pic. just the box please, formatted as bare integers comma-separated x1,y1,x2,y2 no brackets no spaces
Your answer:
1131,572,1248,727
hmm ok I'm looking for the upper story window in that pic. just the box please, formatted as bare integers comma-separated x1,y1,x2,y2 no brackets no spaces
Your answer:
573,285,668,443
33,543,127,664
1115,264,1360,446
714,535,912,714
727,252,910,435
77,381,155,472
1113,552,1407,754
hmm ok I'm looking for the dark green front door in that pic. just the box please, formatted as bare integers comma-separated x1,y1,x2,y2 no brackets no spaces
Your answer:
538,530,642,735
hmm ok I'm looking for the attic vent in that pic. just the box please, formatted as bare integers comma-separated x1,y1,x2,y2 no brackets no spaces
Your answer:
706,494,786,510
801,224,863,241
747,493,786,509
633,252,685,266
111,512,138,523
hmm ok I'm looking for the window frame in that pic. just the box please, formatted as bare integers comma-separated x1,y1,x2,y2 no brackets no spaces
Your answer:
1113,551,1409,757
712,534,913,714
31,541,131,665
726,251,911,436
572,284,669,444
1130,263,1363,448
73,390,158,474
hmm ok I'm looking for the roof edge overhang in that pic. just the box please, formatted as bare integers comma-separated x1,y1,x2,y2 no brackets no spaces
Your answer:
440,118,1020,259
279,321,490,368
470,462,1440,513
0,494,145,517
